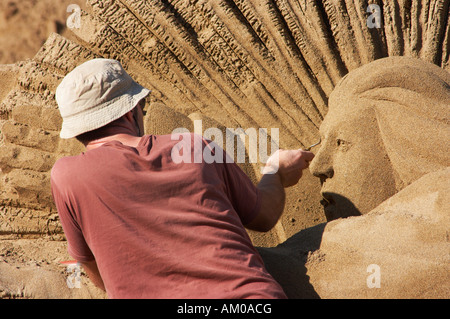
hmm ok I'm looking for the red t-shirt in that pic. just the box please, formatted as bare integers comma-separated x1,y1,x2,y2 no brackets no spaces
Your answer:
51,133,286,299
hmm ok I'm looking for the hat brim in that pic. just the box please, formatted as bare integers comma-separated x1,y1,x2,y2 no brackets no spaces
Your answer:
59,82,150,139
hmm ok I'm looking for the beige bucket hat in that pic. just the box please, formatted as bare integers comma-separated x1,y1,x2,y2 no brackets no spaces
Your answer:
55,58,150,139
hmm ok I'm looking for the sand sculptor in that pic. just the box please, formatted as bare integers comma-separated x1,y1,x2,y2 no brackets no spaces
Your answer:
49,58,315,298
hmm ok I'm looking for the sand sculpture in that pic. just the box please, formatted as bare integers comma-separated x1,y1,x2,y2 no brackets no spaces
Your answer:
310,56,450,220
0,0,448,298
259,56,450,298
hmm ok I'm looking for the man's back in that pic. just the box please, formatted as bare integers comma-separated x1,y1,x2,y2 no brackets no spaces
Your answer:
51,133,286,298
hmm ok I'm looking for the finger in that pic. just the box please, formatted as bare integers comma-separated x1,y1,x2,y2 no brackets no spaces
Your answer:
282,170,302,187
301,150,315,162
303,160,310,169
288,150,311,170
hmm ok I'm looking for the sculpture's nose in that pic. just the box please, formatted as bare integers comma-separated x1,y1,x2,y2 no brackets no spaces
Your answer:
309,144,334,181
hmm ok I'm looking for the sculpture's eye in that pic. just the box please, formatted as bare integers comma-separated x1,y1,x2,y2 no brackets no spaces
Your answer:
336,139,351,151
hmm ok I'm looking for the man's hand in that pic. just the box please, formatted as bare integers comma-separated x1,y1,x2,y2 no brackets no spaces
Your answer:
262,149,315,187
246,149,315,232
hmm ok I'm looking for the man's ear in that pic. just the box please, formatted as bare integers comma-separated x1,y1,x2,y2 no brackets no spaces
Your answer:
124,110,134,123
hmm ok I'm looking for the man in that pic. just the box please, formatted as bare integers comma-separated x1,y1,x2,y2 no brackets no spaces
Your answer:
51,58,314,298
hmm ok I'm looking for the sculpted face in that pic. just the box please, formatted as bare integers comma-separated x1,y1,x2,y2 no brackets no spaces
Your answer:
309,104,397,220
308,56,450,221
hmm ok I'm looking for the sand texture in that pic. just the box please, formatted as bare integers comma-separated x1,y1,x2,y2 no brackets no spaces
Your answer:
0,0,449,298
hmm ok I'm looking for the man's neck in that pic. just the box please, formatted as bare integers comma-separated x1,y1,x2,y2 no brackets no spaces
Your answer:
86,133,143,151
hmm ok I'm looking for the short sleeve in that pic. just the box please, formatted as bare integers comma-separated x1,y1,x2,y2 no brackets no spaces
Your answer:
51,167,95,262
221,160,262,226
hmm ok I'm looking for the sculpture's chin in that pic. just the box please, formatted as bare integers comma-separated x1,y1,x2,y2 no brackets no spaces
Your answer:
322,202,339,221
320,193,338,221
319,191,364,221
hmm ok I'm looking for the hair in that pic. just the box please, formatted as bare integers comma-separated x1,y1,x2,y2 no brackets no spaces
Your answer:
75,105,141,145
329,56,450,188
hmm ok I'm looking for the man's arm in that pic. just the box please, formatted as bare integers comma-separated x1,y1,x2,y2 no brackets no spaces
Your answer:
246,149,315,232
81,259,106,292
246,173,285,232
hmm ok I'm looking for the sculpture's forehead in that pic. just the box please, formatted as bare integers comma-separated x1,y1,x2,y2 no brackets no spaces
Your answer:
322,92,359,126
319,105,375,139
319,107,354,133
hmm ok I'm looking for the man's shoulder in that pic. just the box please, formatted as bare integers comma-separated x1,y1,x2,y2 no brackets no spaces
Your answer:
153,132,211,152
157,132,199,142
50,154,83,185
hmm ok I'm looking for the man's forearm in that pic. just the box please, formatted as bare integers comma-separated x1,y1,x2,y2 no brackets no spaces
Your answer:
258,173,286,221
246,173,286,232
81,260,106,291
246,148,314,232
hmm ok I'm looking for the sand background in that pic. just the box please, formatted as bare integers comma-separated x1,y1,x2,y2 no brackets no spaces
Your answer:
0,0,86,65
0,0,106,298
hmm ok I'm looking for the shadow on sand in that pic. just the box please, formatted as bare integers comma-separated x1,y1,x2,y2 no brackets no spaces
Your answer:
257,193,361,298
